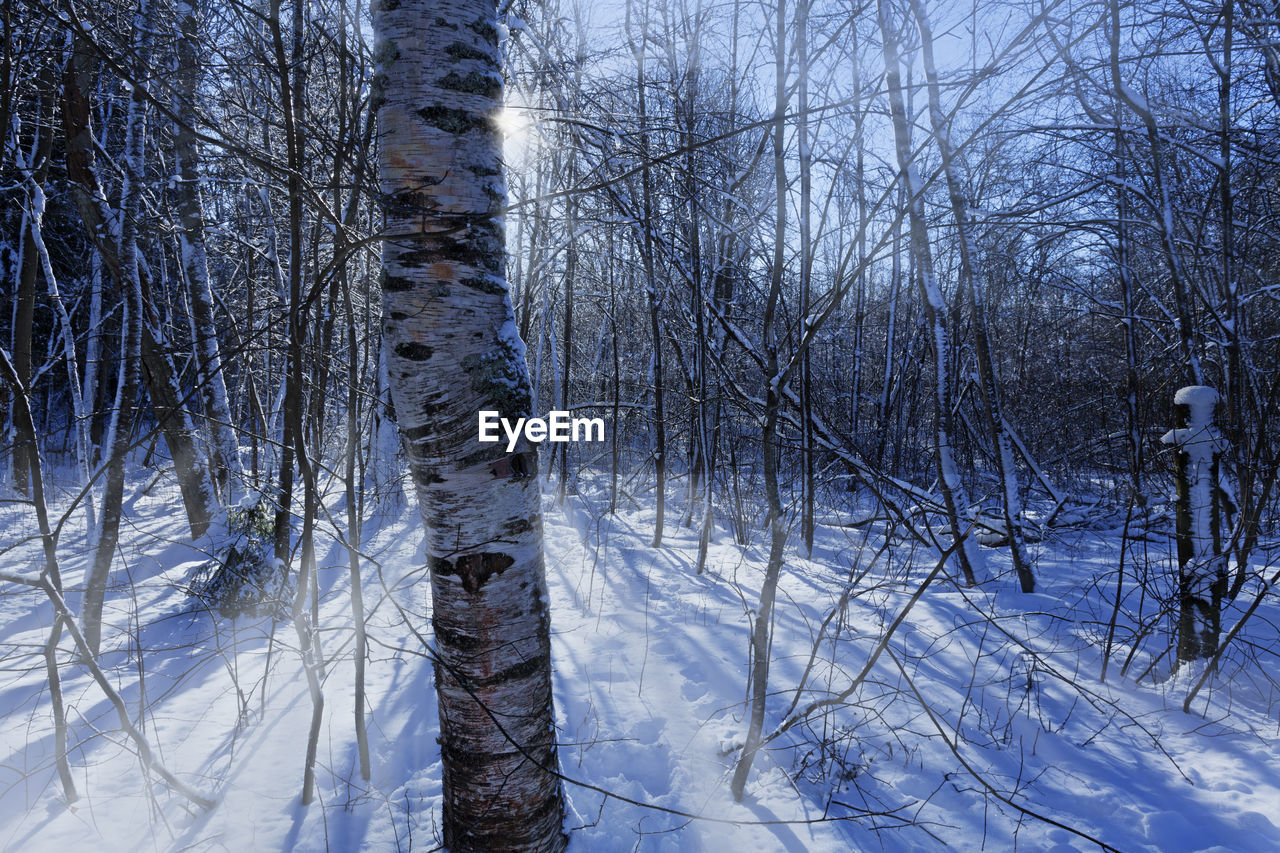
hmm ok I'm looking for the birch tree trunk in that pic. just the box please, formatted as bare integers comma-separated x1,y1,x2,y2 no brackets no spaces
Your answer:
61,30,215,541
1162,386,1228,664
797,0,815,557
373,1,568,848
878,0,980,586
910,0,1033,592
174,0,240,499
83,0,152,656
731,0,790,799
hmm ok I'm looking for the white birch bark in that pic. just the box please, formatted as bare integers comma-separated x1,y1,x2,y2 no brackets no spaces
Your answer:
373,0,567,847
29,182,96,537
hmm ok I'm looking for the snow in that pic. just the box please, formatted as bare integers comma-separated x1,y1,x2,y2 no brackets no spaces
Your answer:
498,315,528,366
1162,386,1226,555
1,466,1279,851
1120,83,1150,112
1172,384,1219,415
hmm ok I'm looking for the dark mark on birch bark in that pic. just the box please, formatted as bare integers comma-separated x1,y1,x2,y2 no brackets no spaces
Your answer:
431,552,515,593
393,341,434,360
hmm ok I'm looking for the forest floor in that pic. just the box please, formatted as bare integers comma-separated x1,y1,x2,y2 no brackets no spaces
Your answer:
1,465,1279,851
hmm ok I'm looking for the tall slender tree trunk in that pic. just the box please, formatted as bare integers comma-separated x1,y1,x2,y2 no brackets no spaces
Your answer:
83,0,153,656
690,160,715,573
61,29,214,541
1109,0,1201,387
140,318,215,538
0,347,76,802
10,212,36,496
636,17,667,548
342,252,371,781
8,57,57,495
877,181,903,468
83,252,104,467
334,0,370,780
878,0,979,586
849,27,869,455
373,0,568,848
174,0,239,499
731,0,790,800
265,0,324,804
625,0,668,545
557,193,577,504
1213,0,1253,596
31,179,96,536
797,0,815,557
910,0,1032,592
1116,125,1144,502
240,186,264,488
608,230,622,514
267,0,303,567
850,113,867,450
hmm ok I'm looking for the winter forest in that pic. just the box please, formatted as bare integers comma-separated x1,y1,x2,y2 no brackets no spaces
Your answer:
2,0,1279,848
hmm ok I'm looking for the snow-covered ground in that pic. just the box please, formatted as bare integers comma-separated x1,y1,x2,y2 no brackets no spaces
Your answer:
1,468,1278,851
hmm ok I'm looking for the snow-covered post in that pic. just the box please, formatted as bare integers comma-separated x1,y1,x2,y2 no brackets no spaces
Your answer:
1161,386,1228,664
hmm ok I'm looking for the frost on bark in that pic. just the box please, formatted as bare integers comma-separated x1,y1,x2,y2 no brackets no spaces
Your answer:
372,1,568,850
1162,386,1229,665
